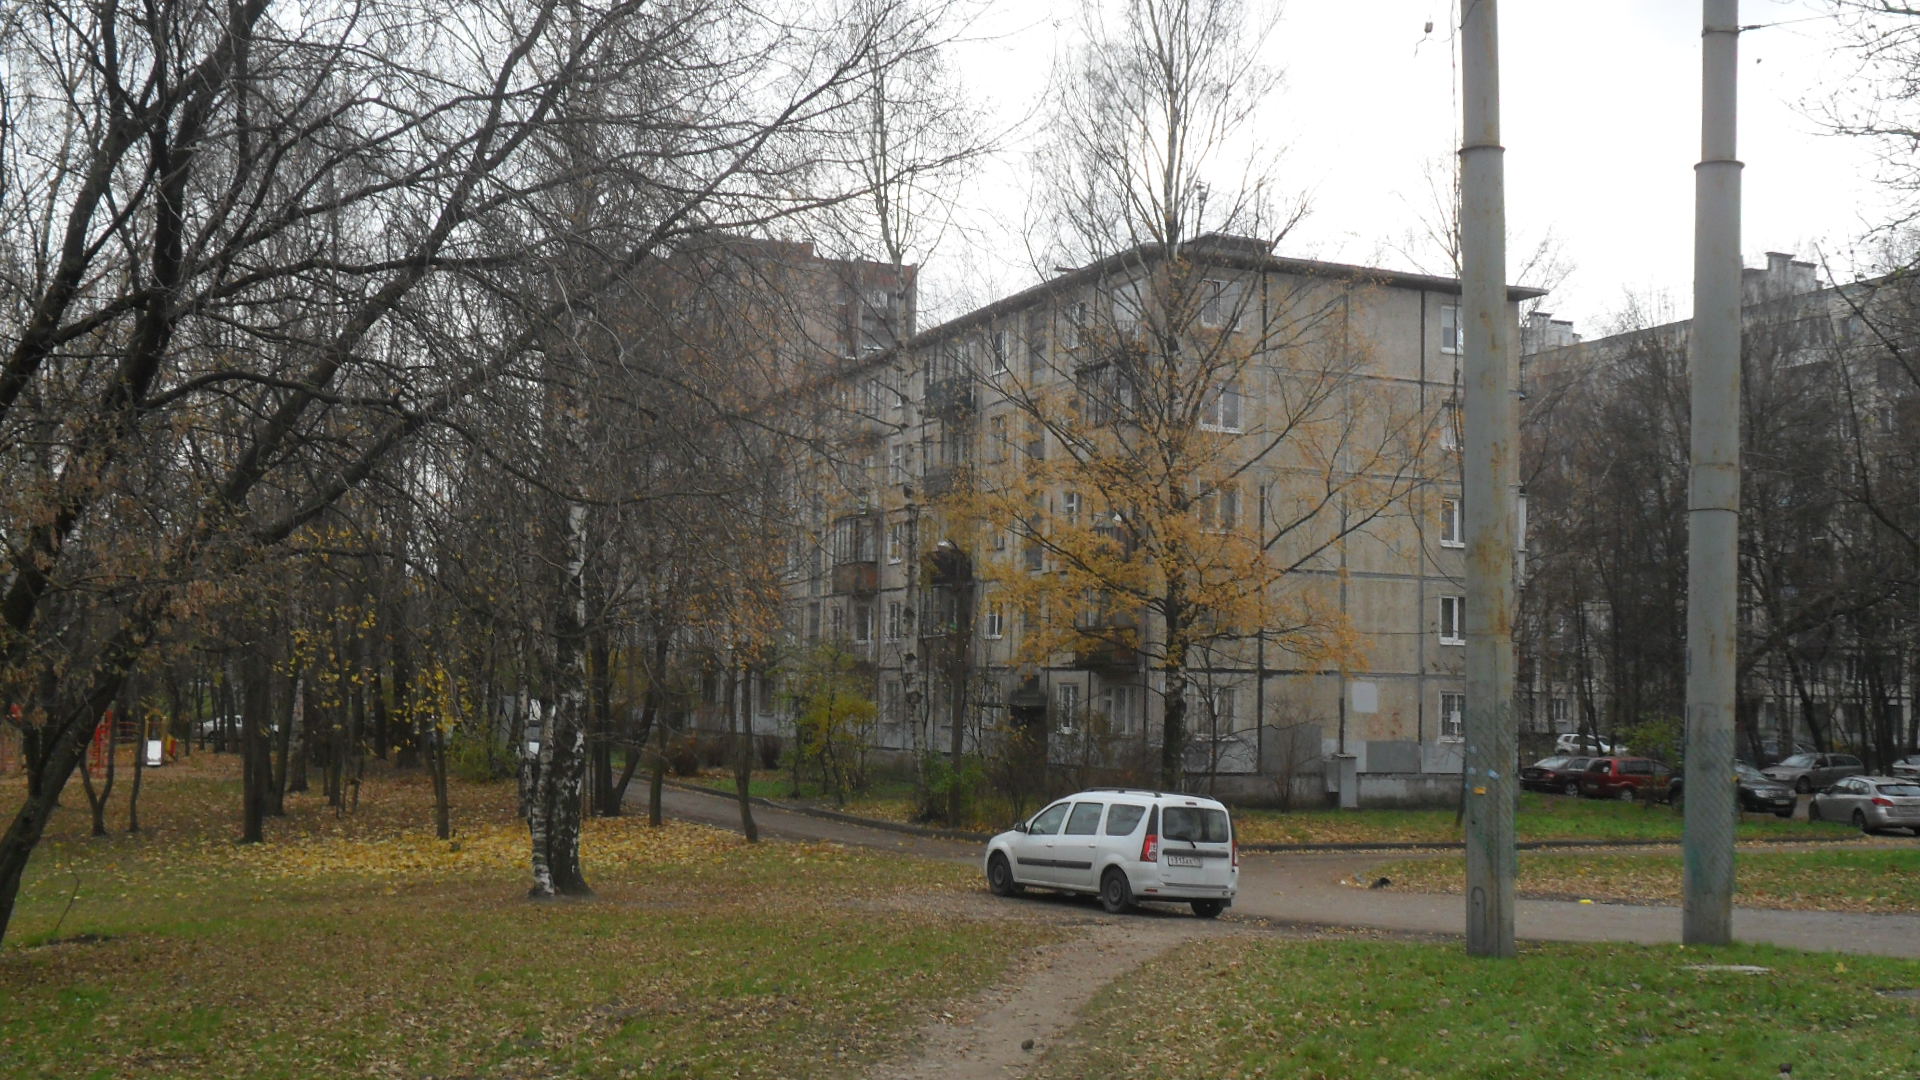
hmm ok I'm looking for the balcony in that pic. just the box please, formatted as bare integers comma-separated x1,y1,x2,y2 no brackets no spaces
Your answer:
922,464,972,498
831,560,878,594
1071,640,1140,671
925,375,976,419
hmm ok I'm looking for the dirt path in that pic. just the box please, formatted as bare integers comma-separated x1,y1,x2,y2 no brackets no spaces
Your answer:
862,896,1331,1080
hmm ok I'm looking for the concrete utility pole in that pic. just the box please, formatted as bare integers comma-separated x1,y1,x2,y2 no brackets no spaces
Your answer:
1683,0,1742,947
1459,0,1517,959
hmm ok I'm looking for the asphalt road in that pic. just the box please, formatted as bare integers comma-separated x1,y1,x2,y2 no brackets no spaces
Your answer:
650,785,1920,958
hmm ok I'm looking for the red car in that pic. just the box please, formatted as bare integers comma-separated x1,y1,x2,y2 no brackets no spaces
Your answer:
1521,755,1591,795
1577,756,1671,800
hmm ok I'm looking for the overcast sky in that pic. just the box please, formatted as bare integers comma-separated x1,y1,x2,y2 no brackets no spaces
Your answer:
928,0,1891,337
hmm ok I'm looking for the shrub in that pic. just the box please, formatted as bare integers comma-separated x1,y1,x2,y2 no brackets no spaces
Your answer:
916,753,988,827
666,735,701,777
756,732,783,770
449,734,515,783
698,731,731,769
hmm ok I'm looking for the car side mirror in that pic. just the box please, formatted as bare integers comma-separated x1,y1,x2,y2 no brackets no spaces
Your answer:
1011,821,1028,834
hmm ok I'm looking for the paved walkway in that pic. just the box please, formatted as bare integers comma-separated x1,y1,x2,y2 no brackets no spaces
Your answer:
651,785,1920,958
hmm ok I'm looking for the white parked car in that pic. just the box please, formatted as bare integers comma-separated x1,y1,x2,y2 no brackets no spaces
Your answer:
983,788,1238,917
1554,732,1626,756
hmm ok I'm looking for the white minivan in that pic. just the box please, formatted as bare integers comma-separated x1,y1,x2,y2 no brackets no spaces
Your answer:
983,788,1238,917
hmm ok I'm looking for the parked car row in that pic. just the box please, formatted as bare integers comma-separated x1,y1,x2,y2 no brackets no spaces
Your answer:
1517,749,1920,836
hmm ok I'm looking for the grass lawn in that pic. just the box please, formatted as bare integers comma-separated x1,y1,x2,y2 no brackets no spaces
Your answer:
1034,938,1920,1080
1369,845,1920,913
0,755,1056,1079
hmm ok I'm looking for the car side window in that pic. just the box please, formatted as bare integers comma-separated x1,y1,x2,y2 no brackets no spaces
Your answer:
1624,760,1650,775
1028,803,1070,835
1104,804,1146,835
1587,760,1609,773
1837,755,1861,768
1064,802,1104,835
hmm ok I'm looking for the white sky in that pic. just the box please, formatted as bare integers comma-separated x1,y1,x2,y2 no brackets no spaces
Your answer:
928,0,1892,336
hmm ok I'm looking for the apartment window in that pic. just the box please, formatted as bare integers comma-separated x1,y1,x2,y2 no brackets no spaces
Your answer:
984,603,1005,640
1550,697,1570,725
1023,539,1044,572
1439,595,1466,645
1200,484,1240,531
1439,691,1466,740
1061,490,1081,524
888,442,907,485
1440,497,1463,548
992,528,1007,552
1113,280,1144,330
886,519,911,564
1200,279,1239,330
1025,415,1046,459
987,413,1008,463
1441,303,1463,354
1104,685,1136,735
830,605,846,640
990,329,1010,373
1056,683,1081,730
1200,382,1243,432
851,600,873,644
1440,396,1461,451
886,601,905,642
807,602,821,642
1208,687,1239,733
1062,301,1087,349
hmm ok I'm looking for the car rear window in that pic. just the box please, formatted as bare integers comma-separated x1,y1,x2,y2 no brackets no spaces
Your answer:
1065,802,1104,835
1778,754,1815,768
1624,760,1651,775
1877,784,1920,798
1162,806,1230,843
1104,804,1146,835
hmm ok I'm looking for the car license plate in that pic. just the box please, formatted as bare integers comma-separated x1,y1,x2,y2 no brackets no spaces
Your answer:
1165,854,1202,868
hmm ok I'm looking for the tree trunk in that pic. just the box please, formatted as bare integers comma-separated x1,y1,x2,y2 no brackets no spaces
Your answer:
527,500,594,898
286,675,309,794
647,702,668,827
242,654,272,843
79,712,114,838
126,681,146,834
731,663,758,842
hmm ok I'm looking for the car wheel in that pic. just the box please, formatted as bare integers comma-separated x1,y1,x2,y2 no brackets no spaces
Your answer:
1807,801,1820,822
986,853,1022,898
1099,867,1134,914
1852,810,1874,836
1616,786,1635,802
1190,899,1225,919
1562,780,1579,796
1670,789,1685,810
1795,777,1812,794
1774,809,1791,819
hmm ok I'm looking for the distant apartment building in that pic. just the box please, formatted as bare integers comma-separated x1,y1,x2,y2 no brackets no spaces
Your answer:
1519,252,1916,761
782,235,1542,805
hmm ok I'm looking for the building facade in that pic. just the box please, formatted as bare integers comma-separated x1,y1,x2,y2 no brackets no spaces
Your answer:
781,235,1540,805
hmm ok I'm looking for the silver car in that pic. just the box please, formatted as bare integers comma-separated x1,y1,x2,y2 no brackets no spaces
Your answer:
1891,755,1920,781
1762,752,1864,793
1807,776,1920,835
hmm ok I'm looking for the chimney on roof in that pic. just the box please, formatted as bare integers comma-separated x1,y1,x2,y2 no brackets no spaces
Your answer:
1743,251,1819,302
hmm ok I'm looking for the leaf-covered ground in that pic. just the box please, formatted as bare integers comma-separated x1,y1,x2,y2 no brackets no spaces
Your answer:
1369,845,1920,913
0,753,1057,1079
1032,938,1920,1080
